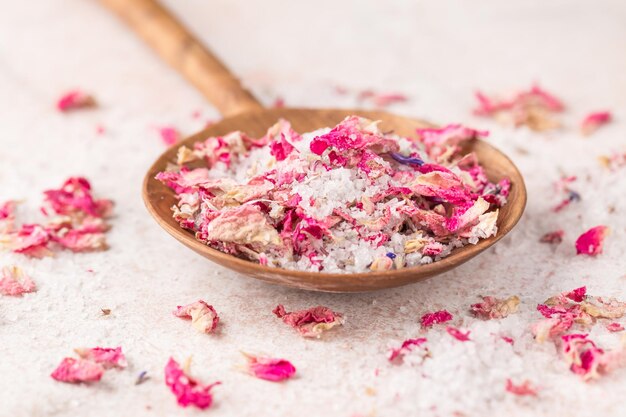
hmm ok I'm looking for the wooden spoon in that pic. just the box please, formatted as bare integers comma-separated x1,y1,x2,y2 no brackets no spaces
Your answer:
102,0,527,292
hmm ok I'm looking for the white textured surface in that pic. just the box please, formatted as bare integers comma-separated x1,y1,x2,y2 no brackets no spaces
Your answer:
1,1,625,416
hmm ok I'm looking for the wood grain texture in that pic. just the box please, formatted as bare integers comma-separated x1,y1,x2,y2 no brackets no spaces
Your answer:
143,108,527,292
100,0,263,116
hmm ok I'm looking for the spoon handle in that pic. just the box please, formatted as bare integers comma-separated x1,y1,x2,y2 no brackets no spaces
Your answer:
100,0,264,116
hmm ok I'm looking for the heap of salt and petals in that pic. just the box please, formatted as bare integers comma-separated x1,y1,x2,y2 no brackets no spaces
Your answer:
51,347,126,384
165,357,221,410
531,286,626,357
157,116,508,273
173,300,220,334
0,177,114,257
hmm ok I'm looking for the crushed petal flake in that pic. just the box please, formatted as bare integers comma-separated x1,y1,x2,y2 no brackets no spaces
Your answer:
505,379,538,396
0,265,36,296
539,230,564,244
273,304,344,338
242,353,296,382
173,300,220,334
606,322,625,332
581,111,612,136
575,226,609,256
164,357,221,409
56,90,97,112
388,338,428,363
159,126,181,146
157,116,507,273
420,310,453,327
446,326,471,341
470,295,520,319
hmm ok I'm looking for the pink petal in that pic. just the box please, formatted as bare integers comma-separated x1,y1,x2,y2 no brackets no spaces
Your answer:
505,379,538,396
581,111,612,136
575,226,610,256
158,126,181,146
273,304,344,338
0,266,36,296
388,338,428,362
173,300,220,334
164,357,220,409
243,353,296,382
446,326,471,342
51,357,104,383
606,322,624,332
74,347,127,369
420,310,453,328
56,90,96,112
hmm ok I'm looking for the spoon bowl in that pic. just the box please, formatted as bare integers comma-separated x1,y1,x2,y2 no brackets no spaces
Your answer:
143,107,526,292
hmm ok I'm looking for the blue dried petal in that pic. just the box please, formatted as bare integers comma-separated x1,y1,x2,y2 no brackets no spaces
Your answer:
390,152,425,166
386,252,397,259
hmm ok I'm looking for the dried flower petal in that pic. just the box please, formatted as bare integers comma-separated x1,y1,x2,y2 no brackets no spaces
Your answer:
420,310,453,328
242,353,296,382
51,357,104,383
74,347,127,369
539,230,564,244
273,304,344,338
505,379,538,396
0,265,36,296
159,126,181,146
173,300,220,334
606,322,624,332
470,295,520,320
565,286,587,303
388,338,428,362
581,111,612,136
164,357,220,409
575,226,610,256
56,90,96,112
446,326,471,341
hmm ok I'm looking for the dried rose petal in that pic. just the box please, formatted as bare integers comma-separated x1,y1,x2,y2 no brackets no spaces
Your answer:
581,111,612,136
173,300,219,334
539,230,564,244
575,226,610,256
420,310,453,328
273,304,344,338
501,336,515,345
42,177,113,219
532,317,574,343
580,296,626,319
164,357,220,409
470,295,520,320
242,353,296,382
0,265,36,296
505,379,538,396
0,200,17,233
51,357,104,383
159,126,181,146
559,334,624,381
606,322,624,332
388,338,428,362
56,90,97,112
74,347,127,369
446,326,470,342
565,286,587,302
